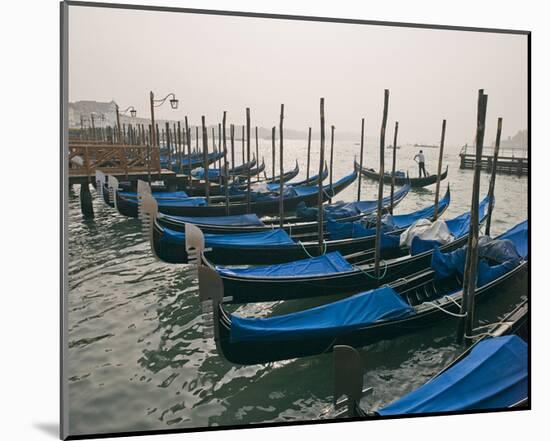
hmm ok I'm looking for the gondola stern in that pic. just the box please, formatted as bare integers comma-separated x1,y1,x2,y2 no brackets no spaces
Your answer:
198,266,224,342
333,345,370,417
138,192,161,261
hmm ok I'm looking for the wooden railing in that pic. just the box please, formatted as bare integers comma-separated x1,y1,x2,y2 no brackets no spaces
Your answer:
68,143,160,178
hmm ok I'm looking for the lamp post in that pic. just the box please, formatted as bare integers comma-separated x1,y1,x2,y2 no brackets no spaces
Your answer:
149,91,179,179
115,105,137,144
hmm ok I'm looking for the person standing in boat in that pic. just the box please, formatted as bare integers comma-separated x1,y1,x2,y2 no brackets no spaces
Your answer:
414,150,427,177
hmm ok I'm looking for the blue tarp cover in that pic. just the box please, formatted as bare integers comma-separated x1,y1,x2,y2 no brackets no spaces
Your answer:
118,190,189,200
430,220,527,286
156,197,207,207
216,251,353,278
230,286,415,343
378,335,528,415
160,227,294,247
391,190,450,229
160,213,265,227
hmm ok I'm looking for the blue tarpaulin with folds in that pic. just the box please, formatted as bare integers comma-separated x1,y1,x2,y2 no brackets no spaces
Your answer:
378,335,528,415
160,227,295,247
230,286,415,342
156,197,207,207
391,189,451,229
216,251,353,278
160,213,265,227
118,190,189,200
430,220,527,286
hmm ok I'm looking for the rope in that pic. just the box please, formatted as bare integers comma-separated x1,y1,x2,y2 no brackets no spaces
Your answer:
423,296,467,318
298,240,327,257
464,320,515,340
352,260,388,280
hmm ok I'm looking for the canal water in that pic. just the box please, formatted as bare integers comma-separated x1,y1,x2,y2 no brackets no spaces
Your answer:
66,140,528,436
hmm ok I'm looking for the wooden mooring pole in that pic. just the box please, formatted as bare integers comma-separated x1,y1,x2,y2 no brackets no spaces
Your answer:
185,116,192,192
457,90,488,344
272,126,276,181
201,116,210,203
434,119,447,219
246,109,252,214
230,124,235,184
279,105,285,227
374,90,390,282
223,111,230,215
318,98,326,254
357,118,365,201
329,125,335,203
485,117,502,236
306,127,312,182
255,126,260,182
241,125,245,165
390,121,399,214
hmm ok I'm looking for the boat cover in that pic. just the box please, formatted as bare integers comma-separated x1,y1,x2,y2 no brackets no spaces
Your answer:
118,190,189,200
155,197,207,207
410,195,491,255
216,251,353,278
295,184,411,221
378,335,528,415
160,213,265,227
230,286,415,343
430,220,527,286
327,190,449,243
160,227,295,247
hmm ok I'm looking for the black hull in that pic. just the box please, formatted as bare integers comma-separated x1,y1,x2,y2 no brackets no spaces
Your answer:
155,171,357,218
156,183,409,234
215,262,527,365
355,161,448,188
213,235,469,303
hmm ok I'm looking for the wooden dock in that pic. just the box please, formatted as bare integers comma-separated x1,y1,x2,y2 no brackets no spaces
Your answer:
459,145,528,176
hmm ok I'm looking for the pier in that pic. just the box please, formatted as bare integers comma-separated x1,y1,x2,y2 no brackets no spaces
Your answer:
459,145,528,176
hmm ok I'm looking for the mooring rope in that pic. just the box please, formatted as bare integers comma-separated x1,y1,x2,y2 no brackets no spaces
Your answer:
352,260,388,280
298,240,327,257
423,296,467,318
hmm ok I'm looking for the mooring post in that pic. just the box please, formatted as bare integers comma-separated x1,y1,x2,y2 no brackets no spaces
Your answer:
201,116,210,203
272,126,276,181
80,182,94,219
218,123,223,181
255,126,260,182
329,125,335,203
177,121,182,172
246,109,252,214
230,124,235,184
457,90,488,344
156,123,161,179
241,125,245,165
357,118,365,201
390,121,399,214
433,119,447,219
165,123,172,171
279,105,285,228
306,127,312,182
185,117,192,193
318,98,326,254
485,117,502,236
195,126,199,154
147,124,152,183
374,90,390,282
223,111,230,215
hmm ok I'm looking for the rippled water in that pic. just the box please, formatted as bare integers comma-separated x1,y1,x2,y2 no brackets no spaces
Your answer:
67,141,528,436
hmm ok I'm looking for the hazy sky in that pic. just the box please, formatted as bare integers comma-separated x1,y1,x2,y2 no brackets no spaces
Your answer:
68,5,528,145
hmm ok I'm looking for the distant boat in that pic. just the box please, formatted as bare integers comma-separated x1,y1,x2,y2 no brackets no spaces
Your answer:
413,143,439,149
386,145,401,149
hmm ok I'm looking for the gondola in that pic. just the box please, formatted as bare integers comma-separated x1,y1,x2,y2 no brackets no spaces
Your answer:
333,300,528,418
197,220,527,365
146,185,450,265
156,182,410,235
207,192,492,303
193,157,265,180
162,150,226,171
354,160,448,188
135,169,357,219
181,160,301,197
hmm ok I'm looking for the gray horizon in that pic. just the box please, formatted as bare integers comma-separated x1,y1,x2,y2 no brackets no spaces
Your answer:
68,5,528,146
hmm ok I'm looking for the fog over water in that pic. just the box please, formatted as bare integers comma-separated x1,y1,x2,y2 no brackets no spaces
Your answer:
68,6,528,145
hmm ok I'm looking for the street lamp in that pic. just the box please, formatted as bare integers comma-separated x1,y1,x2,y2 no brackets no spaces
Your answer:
149,91,179,147
115,104,137,144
